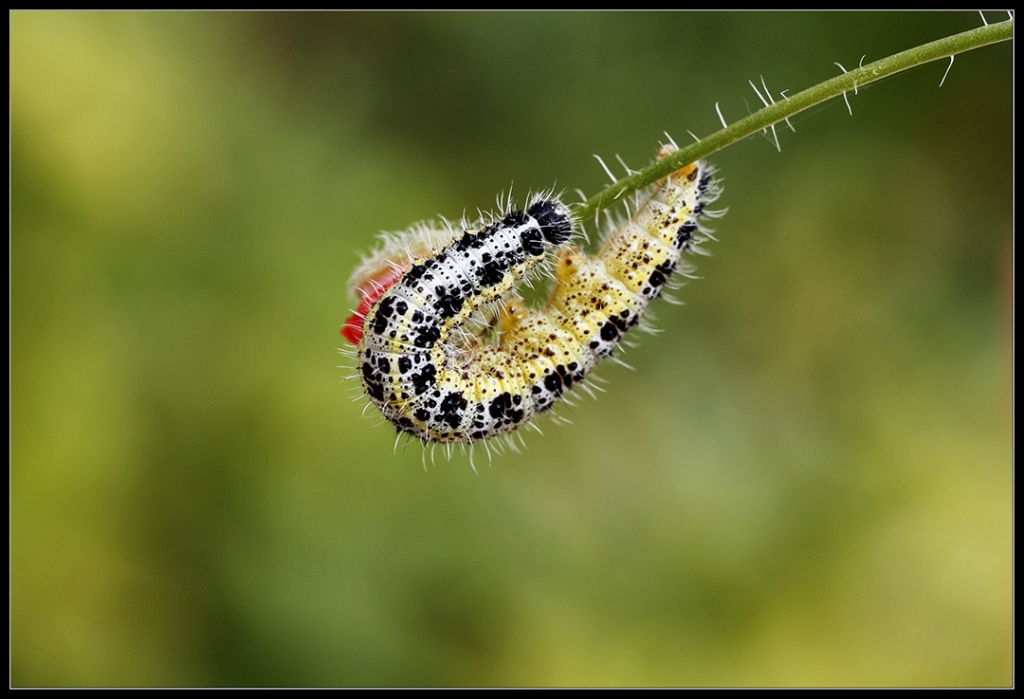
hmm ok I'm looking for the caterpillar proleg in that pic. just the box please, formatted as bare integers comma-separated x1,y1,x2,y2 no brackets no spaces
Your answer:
342,143,721,445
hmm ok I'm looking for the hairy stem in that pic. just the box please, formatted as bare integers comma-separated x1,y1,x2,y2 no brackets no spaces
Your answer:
573,18,1013,223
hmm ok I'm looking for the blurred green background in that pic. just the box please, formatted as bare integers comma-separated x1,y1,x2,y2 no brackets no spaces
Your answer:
12,11,1011,687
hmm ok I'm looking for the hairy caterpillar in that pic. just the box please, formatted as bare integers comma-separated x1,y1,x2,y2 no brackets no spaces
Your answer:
341,143,721,444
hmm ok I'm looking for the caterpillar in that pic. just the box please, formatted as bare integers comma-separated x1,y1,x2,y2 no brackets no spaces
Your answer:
341,143,721,445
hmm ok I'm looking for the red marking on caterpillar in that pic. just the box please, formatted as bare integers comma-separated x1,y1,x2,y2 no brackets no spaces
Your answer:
341,263,410,346
341,143,721,445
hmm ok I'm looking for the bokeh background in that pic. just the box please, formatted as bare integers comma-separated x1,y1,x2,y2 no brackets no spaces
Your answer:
12,11,1011,687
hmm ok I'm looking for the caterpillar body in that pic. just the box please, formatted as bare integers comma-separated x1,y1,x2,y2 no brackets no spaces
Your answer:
342,144,721,445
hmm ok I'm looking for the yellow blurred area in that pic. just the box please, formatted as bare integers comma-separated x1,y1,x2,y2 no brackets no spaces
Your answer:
12,11,1011,687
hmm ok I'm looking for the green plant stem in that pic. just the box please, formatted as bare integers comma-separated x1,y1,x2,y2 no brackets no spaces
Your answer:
573,18,1013,223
